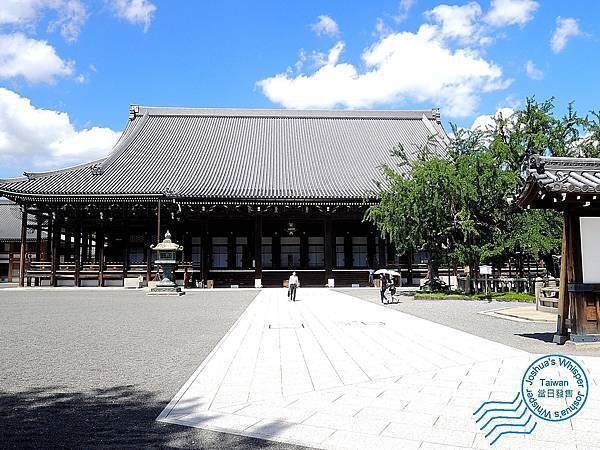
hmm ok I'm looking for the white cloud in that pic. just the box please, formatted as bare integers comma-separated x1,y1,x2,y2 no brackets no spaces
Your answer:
394,0,416,23
48,0,87,42
524,60,543,80
311,15,340,37
111,0,157,32
0,0,87,42
550,17,581,53
258,25,510,118
425,2,482,42
484,0,538,27
0,88,120,172
0,33,74,83
470,107,515,131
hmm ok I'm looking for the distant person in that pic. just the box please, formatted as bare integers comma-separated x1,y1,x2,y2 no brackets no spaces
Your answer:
368,269,374,286
380,274,388,303
288,271,299,302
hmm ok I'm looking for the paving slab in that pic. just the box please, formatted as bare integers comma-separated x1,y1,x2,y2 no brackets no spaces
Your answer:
158,288,600,449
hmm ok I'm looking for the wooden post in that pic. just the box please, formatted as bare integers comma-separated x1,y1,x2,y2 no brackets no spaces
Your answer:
156,199,162,243
145,231,152,285
98,230,105,287
35,216,42,286
73,224,81,287
18,206,28,287
555,211,574,343
324,217,333,283
8,249,14,283
50,216,59,287
122,229,129,282
254,215,262,283
201,221,209,284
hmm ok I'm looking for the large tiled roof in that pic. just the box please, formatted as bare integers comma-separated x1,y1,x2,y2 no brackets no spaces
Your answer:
0,199,36,241
0,106,448,202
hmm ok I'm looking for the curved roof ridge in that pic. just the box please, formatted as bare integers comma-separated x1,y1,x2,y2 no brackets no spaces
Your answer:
134,105,438,120
22,157,106,181
93,112,150,174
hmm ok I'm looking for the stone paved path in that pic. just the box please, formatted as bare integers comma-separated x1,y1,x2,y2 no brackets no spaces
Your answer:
157,288,600,449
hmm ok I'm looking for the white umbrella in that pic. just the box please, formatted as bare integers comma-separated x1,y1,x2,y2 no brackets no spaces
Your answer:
387,270,401,277
374,269,388,275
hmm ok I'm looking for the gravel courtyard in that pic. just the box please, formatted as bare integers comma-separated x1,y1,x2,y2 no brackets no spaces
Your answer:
337,288,599,356
0,289,309,450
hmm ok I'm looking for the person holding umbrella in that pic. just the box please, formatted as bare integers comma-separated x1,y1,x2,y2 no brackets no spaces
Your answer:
380,273,388,303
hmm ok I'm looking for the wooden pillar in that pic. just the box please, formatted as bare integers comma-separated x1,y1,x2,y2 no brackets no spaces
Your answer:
156,199,162,243
81,231,88,264
145,231,152,284
122,229,129,281
35,217,42,262
97,229,105,287
73,224,81,287
8,249,14,283
555,211,576,343
45,216,52,263
324,218,333,281
254,215,263,281
201,221,209,283
18,206,28,287
50,216,59,287
35,217,43,286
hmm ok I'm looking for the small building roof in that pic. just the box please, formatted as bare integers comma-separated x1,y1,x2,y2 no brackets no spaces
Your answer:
0,198,37,242
0,106,448,203
517,155,600,209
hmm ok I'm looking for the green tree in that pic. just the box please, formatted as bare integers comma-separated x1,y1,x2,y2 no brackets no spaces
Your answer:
365,148,456,284
366,97,588,288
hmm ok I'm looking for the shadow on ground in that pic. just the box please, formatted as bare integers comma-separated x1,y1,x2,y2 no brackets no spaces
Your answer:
516,332,556,343
0,386,305,449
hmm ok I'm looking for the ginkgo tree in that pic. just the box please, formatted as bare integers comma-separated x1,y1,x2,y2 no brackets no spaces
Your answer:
366,98,596,289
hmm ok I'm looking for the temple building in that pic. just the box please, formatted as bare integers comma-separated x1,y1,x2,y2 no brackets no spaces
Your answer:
0,106,448,288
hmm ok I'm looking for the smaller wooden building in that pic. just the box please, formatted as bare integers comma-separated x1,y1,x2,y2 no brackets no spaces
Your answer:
0,199,45,283
518,155,600,343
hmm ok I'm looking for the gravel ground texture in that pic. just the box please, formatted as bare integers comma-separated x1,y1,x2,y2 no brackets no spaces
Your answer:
0,288,310,450
336,288,600,357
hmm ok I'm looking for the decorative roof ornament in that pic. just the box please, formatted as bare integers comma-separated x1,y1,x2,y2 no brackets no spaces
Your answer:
129,104,140,121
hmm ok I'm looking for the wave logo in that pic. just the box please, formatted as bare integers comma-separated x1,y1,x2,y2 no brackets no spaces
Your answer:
473,393,537,445
473,354,589,446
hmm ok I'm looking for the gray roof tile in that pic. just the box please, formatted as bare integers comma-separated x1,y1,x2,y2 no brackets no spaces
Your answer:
0,106,448,201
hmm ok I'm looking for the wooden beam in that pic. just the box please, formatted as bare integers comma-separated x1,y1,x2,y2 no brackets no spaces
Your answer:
18,206,27,287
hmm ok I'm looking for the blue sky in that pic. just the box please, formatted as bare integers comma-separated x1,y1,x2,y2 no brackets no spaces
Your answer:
0,0,598,178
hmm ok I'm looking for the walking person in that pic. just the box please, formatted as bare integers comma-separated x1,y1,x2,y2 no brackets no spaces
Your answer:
288,271,299,302
380,274,388,303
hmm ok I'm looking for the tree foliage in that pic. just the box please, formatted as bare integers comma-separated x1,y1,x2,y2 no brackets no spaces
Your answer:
366,98,596,281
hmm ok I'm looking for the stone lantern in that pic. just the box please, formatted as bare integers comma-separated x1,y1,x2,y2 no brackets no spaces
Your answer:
148,230,185,296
